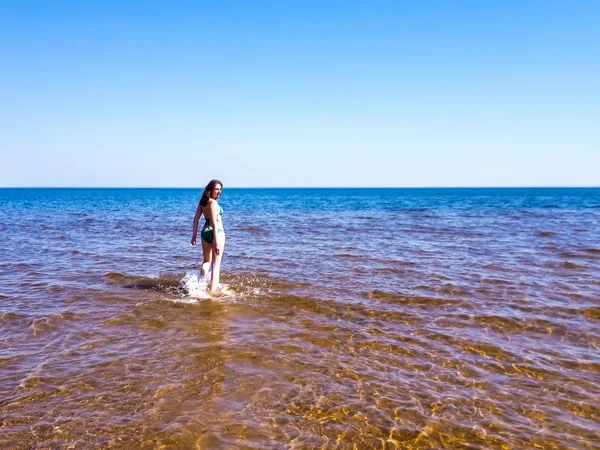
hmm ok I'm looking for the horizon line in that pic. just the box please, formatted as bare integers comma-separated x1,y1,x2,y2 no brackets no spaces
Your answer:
1,186,599,189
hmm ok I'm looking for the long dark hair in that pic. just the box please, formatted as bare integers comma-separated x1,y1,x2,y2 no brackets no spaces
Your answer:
200,179,223,206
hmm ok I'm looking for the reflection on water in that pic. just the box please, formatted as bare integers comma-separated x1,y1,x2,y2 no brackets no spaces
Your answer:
1,188,599,448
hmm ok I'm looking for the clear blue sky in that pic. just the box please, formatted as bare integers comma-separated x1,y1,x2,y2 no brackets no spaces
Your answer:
1,0,598,187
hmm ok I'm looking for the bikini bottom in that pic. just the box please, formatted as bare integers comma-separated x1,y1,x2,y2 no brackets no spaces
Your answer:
200,227,223,244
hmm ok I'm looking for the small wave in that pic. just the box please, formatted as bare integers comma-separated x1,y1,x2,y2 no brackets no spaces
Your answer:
464,342,518,363
156,297,203,305
559,251,580,258
433,284,471,296
482,263,515,273
0,355,24,371
481,277,511,285
335,253,360,258
103,272,130,281
28,311,84,335
380,258,417,267
542,244,560,252
582,307,600,320
363,290,467,307
57,312,83,321
1,311,26,322
472,315,525,333
224,272,307,291
102,312,136,326
372,267,412,276
364,290,400,300
231,225,268,234
537,231,556,237
265,294,422,325
563,261,587,270
103,272,183,293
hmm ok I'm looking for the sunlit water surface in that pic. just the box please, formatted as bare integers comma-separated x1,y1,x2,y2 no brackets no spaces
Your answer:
1,188,599,449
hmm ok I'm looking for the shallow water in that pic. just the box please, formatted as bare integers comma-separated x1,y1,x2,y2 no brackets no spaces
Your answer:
1,188,599,449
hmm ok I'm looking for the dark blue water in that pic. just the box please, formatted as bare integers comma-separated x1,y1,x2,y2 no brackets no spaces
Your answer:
1,188,599,448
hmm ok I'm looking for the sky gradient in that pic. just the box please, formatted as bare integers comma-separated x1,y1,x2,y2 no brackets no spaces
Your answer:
1,1,599,187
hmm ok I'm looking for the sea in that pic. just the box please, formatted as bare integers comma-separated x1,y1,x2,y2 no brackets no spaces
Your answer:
1,188,599,449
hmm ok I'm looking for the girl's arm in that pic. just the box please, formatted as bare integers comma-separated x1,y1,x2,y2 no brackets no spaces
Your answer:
190,201,202,246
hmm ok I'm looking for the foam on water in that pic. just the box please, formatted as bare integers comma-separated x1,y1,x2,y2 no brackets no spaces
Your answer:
178,271,235,301
179,271,211,299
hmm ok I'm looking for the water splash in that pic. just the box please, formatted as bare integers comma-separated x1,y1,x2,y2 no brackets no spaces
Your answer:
179,271,212,299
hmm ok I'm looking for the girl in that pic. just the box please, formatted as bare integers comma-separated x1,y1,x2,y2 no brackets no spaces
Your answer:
191,179,225,293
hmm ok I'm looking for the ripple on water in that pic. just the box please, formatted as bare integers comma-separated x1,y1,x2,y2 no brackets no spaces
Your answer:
104,271,183,292
27,311,85,336
562,261,589,270
363,290,469,309
537,231,557,237
472,314,570,335
582,307,600,320
1,311,26,322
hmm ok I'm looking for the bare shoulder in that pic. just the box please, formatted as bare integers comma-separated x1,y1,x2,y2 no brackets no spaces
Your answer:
206,198,219,214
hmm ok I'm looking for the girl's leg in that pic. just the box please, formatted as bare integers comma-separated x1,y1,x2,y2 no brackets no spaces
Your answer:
201,238,212,279
210,234,225,292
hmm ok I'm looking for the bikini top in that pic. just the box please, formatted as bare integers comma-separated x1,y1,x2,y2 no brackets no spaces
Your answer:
204,205,223,223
